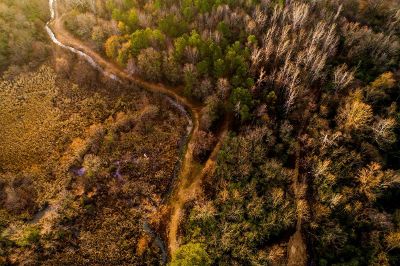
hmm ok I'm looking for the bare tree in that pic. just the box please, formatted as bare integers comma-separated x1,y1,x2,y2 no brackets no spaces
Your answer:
372,118,397,148
333,64,355,92
251,2,340,112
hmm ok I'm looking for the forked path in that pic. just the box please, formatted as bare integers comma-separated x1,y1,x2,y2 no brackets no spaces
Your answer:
168,116,230,254
47,0,229,258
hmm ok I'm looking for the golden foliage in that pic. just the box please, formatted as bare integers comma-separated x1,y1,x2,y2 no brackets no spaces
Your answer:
267,245,286,265
358,162,400,201
104,35,122,59
296,199,310,222
386,231,400,250
371,252,390,266
371,72,396,89
337,95,373,132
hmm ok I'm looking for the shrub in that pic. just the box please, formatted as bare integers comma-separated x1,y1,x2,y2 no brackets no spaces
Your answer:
16,226,40,247
170,243,211,266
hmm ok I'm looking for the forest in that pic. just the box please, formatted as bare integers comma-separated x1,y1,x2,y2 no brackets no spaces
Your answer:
1,0,400,265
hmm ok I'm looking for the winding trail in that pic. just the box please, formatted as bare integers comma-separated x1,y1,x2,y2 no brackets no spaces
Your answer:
46,0,229,260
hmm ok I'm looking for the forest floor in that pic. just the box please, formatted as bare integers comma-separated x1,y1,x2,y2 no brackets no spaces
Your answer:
49,10,230,257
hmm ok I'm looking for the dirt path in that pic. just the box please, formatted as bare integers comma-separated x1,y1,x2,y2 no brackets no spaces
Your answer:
287,230,307,266
168,117,230,254
287,141,308,266
51,17,201,114
48,1,230,258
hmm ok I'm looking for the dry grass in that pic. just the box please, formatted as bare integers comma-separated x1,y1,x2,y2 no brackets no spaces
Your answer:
0,63,189,264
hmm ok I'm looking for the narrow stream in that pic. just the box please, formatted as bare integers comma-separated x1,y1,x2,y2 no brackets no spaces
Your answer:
143,222,168,265
44,0,194,263
45,0,119,81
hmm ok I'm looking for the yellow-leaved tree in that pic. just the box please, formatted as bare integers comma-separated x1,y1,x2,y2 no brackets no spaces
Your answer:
336,90,373,132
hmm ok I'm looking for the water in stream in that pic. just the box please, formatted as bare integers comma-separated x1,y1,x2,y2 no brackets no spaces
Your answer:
43,0,196,263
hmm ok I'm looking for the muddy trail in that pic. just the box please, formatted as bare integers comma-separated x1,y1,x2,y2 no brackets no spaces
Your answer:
45,0,230,261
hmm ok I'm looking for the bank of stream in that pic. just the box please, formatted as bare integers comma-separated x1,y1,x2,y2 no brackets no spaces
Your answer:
42,0,195,264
